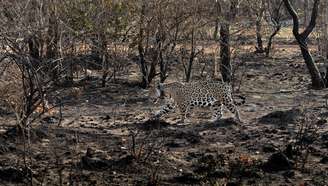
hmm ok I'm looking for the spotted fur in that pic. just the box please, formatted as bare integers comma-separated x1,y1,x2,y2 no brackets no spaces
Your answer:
151,81,243,123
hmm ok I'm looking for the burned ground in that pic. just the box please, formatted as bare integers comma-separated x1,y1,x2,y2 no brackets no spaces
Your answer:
0,42,328,186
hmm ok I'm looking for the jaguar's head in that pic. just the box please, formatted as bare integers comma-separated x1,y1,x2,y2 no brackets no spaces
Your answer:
148,81,164,104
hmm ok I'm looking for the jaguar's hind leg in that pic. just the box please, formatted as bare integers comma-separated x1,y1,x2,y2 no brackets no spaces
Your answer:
210,101,223,122
178,103,193,123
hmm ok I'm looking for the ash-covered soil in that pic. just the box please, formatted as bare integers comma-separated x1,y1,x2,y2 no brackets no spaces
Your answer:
0,43,328,186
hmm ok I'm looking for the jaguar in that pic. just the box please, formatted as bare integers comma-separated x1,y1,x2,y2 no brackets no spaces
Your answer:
150,81,244,123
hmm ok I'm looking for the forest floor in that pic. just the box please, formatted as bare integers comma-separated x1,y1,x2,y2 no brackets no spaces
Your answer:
0,40,328,186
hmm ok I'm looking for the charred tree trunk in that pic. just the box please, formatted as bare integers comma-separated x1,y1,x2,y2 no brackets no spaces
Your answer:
265,25,281,57
159,49,167,83
186,28,195,82
255,8,265,52
213,19,219,41
137,2,158,88
254,0,265,53
46,8,60,81
255,18,264,53
265,1,283,57
28,35,40,64
156,9,168,84
186,53,195,82
320,0,328,60
220,23,231,82
157,34,168,83
46,9,59,59
138,2,149,88
100,33,109,87
283,0,326,89
213,1,221,40
219,0,237,83
138,44,148,88
304,0,309,26
147,50,157,84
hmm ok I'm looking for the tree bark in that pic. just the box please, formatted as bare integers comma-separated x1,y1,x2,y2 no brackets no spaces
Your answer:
255,1,265,53
46,8,59,60
220,23,231,82
283,0,325,89
47,7,60,81
186,28,195,82
147,50,157,84
265,0,283,57
219,0,237,83
265,25,281,57
255,17,264,52
213,19,219,41
100,33,109,87
304,0,308,26
321,1,328,60
138,2,149,88
213,0,220,40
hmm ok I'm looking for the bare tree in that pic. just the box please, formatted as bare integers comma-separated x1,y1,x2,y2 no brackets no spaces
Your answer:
219,0,238,83
264,0,283,57
0,2,63,177
304,0,309,25
253,0,266,53
213,0,221,40
136,1,157,88
317,0,328,60
283,0,326,89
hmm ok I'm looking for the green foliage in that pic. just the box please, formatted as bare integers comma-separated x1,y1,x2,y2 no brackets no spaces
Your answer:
59,0,129,38
61,0,96,32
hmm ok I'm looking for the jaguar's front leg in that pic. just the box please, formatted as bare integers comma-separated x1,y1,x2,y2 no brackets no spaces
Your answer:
224,96,242,123
179,103,193,124
210,102,223,122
